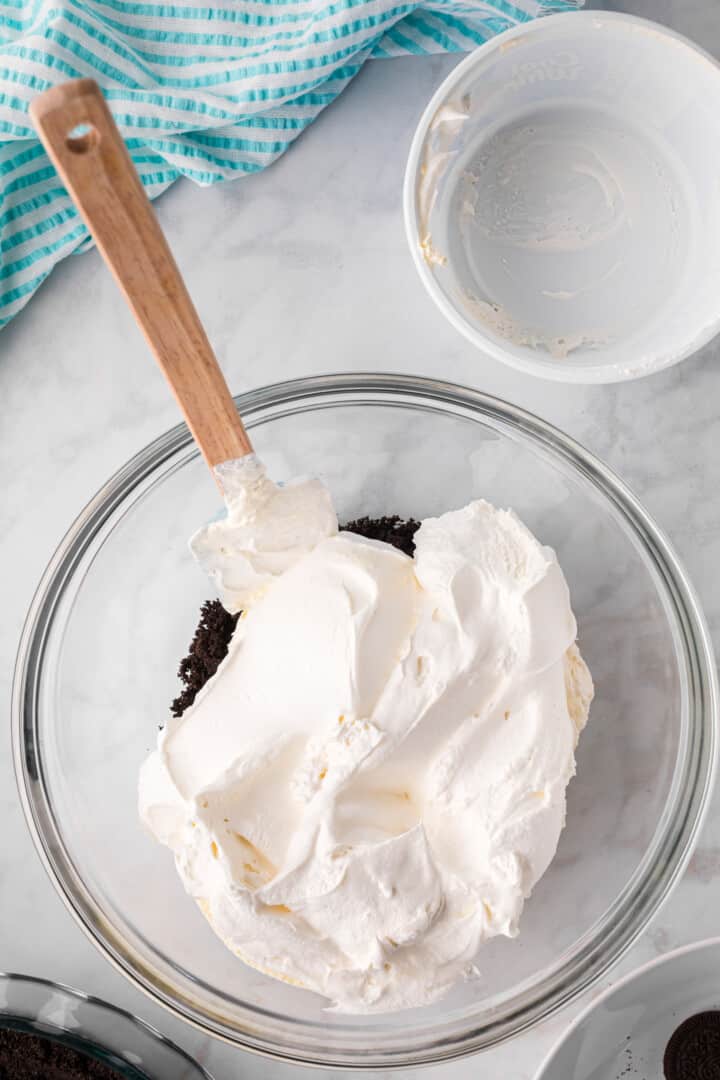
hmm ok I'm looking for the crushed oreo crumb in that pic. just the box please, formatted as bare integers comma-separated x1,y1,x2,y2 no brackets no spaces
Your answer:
0,1026,130,1080
664,1011,720,1079
170,516,421,718
171,600,240,717
342,514,420,557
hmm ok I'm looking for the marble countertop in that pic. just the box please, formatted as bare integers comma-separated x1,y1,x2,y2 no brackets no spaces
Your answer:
2,1,720,1076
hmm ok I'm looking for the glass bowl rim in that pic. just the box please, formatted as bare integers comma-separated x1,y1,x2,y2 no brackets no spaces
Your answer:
0,970,214,1078
12,372,718,1068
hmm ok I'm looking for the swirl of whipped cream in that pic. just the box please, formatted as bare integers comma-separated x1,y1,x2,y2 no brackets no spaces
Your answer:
139,463,592,1013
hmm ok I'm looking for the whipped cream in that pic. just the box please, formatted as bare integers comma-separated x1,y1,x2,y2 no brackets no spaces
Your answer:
140,463,593,1013
191,454,338,612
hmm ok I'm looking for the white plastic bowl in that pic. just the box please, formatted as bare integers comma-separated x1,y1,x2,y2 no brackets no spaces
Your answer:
534,938,720,1078
404,12,720,383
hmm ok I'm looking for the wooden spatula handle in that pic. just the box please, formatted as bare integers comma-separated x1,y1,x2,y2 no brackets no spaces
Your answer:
30,78,252,470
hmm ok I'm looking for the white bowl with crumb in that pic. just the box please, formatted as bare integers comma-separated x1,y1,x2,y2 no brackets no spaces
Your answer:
403,12,720,383
534,938,720,1079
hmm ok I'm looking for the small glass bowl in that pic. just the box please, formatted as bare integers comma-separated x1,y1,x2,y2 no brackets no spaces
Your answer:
0,972,212,1078
12,374,717,1068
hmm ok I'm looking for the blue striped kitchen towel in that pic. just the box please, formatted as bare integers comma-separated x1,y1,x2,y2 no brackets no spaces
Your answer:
0,0,581,329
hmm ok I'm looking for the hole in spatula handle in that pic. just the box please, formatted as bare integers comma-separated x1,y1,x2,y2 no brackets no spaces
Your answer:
66,122,99,154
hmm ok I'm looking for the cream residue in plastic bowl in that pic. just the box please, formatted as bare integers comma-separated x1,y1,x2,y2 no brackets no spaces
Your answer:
458,125,627,254
460,295,604,361
415,98,471,270
412,89,691,364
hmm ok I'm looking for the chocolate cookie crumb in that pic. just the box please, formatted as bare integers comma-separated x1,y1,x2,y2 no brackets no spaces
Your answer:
0,1026,130,1079
343,514,420,557
664,1011,720,1079
171,600,240,717
170,516,421,717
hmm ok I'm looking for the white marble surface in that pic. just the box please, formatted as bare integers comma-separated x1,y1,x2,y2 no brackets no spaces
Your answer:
2,2,720,1076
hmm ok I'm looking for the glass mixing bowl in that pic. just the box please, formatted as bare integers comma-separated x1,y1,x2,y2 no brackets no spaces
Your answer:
0,972,212,1078
13,374,717,1068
